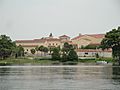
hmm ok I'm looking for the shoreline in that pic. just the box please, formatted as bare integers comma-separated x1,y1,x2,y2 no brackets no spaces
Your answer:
0,58,113,66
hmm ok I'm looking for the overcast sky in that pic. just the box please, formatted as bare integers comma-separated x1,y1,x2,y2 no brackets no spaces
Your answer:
0,0,120,40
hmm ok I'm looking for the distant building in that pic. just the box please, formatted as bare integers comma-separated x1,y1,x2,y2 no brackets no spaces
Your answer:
76,49,112,58
16,33,112,57
16,34,71,54
71,34,105,48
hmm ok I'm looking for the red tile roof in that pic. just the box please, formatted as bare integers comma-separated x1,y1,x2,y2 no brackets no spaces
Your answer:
72,34,105,40
59,35,70,38
16,40,46,43
16,40,36,43
16,38,61,43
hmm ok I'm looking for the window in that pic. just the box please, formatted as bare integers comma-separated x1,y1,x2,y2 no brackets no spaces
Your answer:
85,52,88,55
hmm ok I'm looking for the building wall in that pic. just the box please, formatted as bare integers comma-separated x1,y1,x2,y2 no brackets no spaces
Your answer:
46,40,61,47
72,35,104,48
16,39,62,54
77,51,112,58
24,47,36,53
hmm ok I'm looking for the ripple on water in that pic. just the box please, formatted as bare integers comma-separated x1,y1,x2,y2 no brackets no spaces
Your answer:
0,65,120,90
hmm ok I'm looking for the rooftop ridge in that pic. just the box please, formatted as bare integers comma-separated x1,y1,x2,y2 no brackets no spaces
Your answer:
72,34,105,40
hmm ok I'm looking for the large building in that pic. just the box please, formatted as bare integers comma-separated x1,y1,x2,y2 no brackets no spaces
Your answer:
16,33,71,53
16,33,112,57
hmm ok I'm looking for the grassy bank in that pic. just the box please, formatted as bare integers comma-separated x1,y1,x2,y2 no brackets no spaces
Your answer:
79,58,113,63
0,57,113,66
0,58,60,65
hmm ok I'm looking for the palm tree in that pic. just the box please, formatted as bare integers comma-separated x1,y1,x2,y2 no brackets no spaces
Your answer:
35,46,39,56
38,45,44,56
43,47,49,56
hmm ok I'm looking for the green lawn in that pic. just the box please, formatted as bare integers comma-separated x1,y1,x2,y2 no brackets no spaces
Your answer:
0,57,113,66
0,58,60,65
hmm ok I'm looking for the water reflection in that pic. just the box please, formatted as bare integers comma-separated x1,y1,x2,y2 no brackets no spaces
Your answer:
0,68,10,76
0,66,120,90
112,66,120,84
62,67,77,80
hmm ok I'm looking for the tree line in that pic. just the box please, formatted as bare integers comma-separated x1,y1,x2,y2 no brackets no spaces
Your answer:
0,35,78,62
30,42,78,62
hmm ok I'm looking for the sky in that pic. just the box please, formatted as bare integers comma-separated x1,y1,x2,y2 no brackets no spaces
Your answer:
0,0,120,40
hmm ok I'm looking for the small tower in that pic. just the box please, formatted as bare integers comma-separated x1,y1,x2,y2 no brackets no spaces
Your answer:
49,33,53,38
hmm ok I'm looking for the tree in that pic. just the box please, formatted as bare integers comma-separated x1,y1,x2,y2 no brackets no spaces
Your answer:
101,27,120,65
35,46,39,56
0,35,16,59
17,45,24,57
38,45,44,56
49,33,53,37
52,47,61,60
61,52,68,62
82,45,99,49
38,46,49,56
61,42,77,62
30,49,36,55
62,42,74,54
43,47,49,56
67,50,78,61
95,53,99,58
80,45,85,49
49,47,54,54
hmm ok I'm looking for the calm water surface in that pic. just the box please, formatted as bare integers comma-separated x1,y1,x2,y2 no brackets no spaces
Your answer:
0,65,120,90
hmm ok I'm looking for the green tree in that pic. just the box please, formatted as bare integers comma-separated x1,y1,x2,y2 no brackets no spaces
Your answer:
61,42,76,62
17,45,24,57
61,52,68,62
80,45,85,49
62,43,73,54
52,47,61,60
95,53,99,58
43,47,49,56
0,35,16,59
35,46,39,56
67,50,78,61
101,27,120,65
49,47,54,54
83,45,98,49
30,49,36,55
38,45,44,56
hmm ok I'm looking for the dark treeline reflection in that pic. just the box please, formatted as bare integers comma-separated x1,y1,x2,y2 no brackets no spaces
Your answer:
112,66,120,84
62,67,77,80
0,68,10,76
112,67,120,76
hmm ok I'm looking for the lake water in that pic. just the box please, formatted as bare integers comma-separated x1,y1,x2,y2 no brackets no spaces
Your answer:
0,65,120,90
